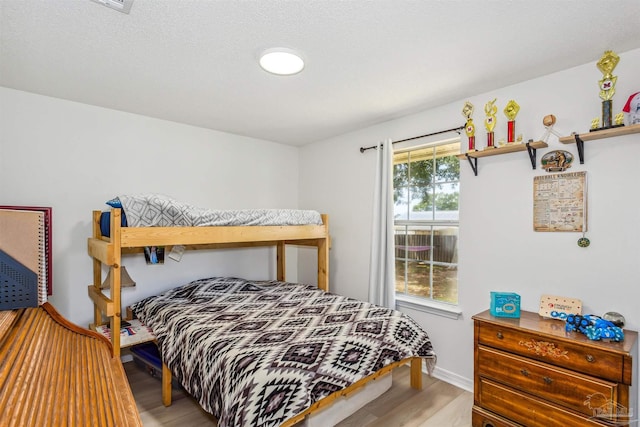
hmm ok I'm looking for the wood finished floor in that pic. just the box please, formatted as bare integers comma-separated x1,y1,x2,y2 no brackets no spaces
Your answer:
124,361,473,426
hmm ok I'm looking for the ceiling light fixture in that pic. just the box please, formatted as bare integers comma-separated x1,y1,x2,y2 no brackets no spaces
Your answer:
259,48,305,76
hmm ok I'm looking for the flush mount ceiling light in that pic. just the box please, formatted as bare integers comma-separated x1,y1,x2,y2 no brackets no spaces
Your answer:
259,48,305,76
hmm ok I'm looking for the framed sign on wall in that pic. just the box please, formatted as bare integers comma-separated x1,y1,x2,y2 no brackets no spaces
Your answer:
533,171,587,232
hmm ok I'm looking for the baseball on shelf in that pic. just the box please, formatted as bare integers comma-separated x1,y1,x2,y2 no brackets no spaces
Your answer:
543,114,556,127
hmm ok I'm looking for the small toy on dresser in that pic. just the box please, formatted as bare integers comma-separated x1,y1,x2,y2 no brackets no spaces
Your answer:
490,292,521,318
539,294,582,318
565,313,625,342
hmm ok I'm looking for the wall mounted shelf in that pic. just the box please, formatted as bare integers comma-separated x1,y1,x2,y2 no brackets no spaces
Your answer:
559,123,640,164
457,140,548,176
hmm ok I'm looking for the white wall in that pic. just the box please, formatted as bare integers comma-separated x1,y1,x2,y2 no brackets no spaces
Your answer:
299,48,640,392
0,87,301,326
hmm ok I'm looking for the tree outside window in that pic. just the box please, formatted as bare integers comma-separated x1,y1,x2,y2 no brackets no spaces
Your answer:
393,139,459,304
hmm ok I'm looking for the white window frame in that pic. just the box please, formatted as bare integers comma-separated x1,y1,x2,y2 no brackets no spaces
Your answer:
393,138,462,319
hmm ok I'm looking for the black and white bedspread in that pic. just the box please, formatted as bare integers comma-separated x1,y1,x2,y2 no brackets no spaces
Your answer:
114,194,323,227
130,277,436,427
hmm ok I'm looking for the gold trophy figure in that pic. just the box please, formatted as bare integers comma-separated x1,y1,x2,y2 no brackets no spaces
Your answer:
503,100,520,143
484,98,497,149
596,50,620,129
615,112,625,126
462,101,476,151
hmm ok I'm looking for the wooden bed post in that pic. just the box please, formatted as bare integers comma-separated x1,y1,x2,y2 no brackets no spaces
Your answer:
162,362,172,406
277,241,285,282
318,214,329,292
110,208,123,357
410,357,423,389
92,211,103,327
88,208,126,358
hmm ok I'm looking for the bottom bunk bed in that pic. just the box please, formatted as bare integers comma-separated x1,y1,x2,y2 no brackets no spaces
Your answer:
130,276,436,427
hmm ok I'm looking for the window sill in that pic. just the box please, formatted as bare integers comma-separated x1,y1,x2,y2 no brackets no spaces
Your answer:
395,295,462,320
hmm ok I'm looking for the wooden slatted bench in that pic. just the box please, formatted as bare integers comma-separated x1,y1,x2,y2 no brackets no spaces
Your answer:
0,303,142,427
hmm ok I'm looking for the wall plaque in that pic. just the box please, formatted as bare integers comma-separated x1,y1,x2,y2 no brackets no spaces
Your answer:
533,171,587,232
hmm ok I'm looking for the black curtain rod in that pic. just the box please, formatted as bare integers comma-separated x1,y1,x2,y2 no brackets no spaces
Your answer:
359,125,465,153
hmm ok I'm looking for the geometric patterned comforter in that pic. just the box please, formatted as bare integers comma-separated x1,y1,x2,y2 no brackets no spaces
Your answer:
130,277,436,427
116,194,324,227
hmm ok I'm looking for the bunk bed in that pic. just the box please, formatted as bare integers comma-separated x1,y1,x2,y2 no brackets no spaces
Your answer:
87,196,435,427
88,195,330,353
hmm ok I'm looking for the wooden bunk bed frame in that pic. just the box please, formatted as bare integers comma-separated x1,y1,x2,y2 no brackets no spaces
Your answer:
87,207,330,356
87,207,423,423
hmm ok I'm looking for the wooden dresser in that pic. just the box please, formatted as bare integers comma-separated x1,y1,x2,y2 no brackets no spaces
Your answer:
473,309,637,427
0,303,142,426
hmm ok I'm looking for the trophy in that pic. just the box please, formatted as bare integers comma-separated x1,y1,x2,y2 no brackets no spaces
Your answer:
484,98,497,149
462,101,476,151
503,100,520,143
596,50,620,129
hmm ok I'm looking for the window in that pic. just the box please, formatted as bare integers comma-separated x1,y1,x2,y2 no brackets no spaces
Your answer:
393,138,459,304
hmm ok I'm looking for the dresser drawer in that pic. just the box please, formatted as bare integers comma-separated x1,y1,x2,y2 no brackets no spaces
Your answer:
472,405,521,427
477,345,618,417
477,321,625,382
477,378,614,427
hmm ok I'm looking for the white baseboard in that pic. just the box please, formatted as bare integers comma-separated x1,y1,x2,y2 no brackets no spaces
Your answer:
430,366,473,393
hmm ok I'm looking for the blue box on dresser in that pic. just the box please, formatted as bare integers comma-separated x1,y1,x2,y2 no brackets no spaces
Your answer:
490,291,520,318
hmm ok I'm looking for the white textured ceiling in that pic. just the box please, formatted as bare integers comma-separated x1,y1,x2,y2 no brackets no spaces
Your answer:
2,0,640,146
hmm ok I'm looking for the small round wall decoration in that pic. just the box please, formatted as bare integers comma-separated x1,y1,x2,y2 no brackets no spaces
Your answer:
541,150,573,172
577,236,590,247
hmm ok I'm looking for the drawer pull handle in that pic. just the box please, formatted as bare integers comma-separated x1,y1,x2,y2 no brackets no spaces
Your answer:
496,332,504,339
482,422,494,427
586,354,595,363
520,369,530,377
543,376,554,384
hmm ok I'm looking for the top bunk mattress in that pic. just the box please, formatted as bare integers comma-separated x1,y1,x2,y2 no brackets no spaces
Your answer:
100,194,323,237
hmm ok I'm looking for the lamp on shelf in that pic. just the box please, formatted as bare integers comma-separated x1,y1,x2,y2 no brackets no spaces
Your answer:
100,266,136,289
